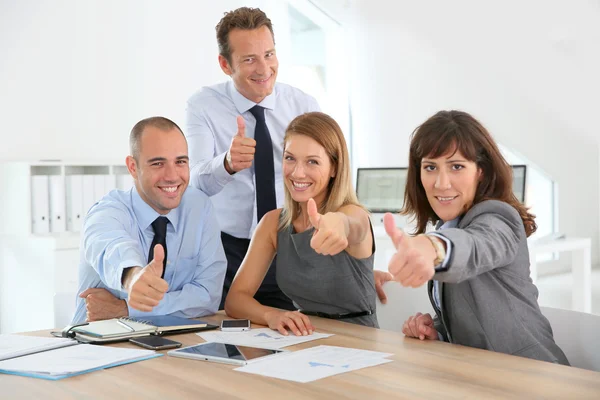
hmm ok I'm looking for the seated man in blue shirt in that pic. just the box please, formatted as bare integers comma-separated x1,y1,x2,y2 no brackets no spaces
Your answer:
72,117,227,324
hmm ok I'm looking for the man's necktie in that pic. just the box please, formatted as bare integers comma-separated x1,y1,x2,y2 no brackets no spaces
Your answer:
148,216,168,279
249,105,277,222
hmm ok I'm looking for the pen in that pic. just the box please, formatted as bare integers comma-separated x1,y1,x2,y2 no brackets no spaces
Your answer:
117,319,135,332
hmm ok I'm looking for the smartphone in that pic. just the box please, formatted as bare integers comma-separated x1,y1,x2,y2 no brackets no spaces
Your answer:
220,319,251,332
129,336,182,350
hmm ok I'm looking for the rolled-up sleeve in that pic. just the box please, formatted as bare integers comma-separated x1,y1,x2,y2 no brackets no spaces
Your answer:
185,99,235,196
82,203,146,291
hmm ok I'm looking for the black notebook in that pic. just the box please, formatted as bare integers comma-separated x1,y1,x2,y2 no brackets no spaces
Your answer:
68,315,218,343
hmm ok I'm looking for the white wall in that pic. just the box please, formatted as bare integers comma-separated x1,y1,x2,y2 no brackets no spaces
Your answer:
0,0,302,162
1,0,598,268
340,0,600,270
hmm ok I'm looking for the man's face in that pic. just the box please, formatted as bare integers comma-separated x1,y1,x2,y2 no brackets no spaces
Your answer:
126,127,190,214
219,26,278,103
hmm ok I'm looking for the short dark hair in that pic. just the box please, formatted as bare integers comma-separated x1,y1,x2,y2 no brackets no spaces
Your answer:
129,116,184,160
402,110,537,237
216,7,274,64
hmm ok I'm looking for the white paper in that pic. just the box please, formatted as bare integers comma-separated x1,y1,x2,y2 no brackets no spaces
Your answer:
0,335,77,361
235,345,393,383
197,328,333,349
0,343,155,376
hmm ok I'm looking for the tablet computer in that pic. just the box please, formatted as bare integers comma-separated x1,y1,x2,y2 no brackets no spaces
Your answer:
167,342,286,366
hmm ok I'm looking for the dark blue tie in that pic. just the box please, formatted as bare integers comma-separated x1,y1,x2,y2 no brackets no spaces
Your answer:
249,105,277,222
148,216,168,279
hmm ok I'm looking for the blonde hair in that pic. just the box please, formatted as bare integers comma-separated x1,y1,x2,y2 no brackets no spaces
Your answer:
278,112,363,230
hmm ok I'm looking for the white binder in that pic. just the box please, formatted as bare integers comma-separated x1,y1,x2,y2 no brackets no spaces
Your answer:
116,173,134,191
104,174,117,194
48,175,66,233
31,175,50,234
93,175,107,204
66,175,84,232
81,175,95,217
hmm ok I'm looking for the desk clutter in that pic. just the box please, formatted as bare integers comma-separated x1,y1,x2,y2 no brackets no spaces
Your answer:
1,326,394,383
235,345,393,383
0,334,160,380
60,315,218,343
195,328,392,382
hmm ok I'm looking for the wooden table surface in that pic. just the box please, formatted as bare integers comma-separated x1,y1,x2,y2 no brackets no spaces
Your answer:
2,312,599,399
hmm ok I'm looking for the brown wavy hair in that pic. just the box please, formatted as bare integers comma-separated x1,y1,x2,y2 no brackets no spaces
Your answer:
402,110,537,237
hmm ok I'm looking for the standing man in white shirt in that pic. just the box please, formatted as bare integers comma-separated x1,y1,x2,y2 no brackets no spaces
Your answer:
185,7,320,310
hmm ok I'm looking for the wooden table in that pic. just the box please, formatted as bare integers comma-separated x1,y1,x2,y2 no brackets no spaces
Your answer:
2,312,600,399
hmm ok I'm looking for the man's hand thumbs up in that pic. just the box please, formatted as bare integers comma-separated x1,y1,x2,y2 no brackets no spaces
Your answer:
148,244,165,277
236,115,246,138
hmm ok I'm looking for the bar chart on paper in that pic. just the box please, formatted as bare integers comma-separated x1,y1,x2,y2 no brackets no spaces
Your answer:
197,328,333,349
235,345,394,383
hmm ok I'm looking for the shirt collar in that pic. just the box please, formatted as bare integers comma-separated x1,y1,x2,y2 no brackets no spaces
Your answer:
131,186,181,233
439,217,460,230
228,80,277,114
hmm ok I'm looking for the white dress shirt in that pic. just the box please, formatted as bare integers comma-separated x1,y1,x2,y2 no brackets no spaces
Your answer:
185,81,320,239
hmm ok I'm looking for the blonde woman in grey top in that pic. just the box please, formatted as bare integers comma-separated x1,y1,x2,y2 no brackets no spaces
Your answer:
225,112,378,335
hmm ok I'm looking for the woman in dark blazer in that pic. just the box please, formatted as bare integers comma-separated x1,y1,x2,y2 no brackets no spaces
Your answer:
384,110,569,365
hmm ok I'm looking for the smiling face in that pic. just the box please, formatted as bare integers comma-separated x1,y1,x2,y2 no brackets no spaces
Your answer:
420,149,482,222
283,134,335,207
126,126,189,214
219,26,278,104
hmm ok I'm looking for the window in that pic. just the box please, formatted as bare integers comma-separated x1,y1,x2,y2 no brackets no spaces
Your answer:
280,1,351,147
500,144,558,261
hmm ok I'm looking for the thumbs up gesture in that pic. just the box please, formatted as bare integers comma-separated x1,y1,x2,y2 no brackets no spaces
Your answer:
383,213,436,288
225,116,256,174
126,244,169,312
308,198,349,256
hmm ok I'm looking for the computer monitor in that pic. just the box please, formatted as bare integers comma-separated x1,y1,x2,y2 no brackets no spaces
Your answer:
356,168,407,213
511,165,527,204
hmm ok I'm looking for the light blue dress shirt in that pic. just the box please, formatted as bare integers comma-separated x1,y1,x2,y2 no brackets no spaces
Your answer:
185,81,320,239
72,186,227,324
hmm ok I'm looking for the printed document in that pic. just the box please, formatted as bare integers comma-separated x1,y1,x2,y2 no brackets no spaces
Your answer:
197,328,333,349
0,343,159,379
235,345,393,383
0,334,77,361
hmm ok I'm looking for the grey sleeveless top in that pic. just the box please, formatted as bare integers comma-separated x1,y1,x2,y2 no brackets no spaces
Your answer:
276,222,378,328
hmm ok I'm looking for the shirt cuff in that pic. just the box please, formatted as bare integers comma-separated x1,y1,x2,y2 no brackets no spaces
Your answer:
427,233,452,272
211,152,236,186
114,259,145,291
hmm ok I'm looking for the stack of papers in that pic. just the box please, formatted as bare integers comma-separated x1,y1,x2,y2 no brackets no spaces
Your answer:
0,342,160,380
235,345,394,383
197,328,333,349
0,335,77,361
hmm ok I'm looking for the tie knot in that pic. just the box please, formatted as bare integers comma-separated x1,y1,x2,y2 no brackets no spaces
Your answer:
151,216,168,236
249,105,266,122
